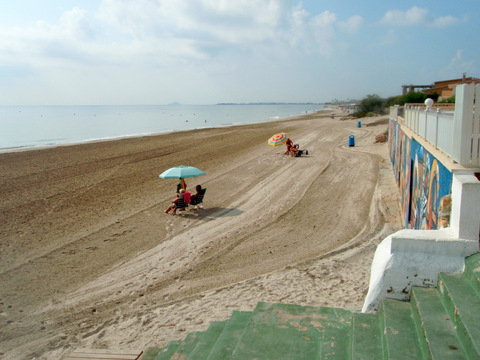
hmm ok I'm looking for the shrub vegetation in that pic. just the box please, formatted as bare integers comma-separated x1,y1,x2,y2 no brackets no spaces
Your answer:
354,94,386,118
354,91,449,118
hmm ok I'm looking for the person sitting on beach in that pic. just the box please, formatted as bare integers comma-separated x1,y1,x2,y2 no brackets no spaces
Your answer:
177,178,187,193
285,138,293,155
165,189,190,214
182,189,191,205
290,143,309,157
190,185,203,204
290,143,299,157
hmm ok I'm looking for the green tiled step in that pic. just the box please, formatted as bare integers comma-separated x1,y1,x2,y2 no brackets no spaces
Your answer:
464,252,480,294
229,302,355,360
167,332,203,360
152,341,181,360
186,321,226,359
141,346,163,360
317,307,356,359
229,302,323,359
320,319,351,359
379,298,423,360
351,313,382,360
438,273,480,358
206,311,253,360
411,286,468,359
143,252,480,360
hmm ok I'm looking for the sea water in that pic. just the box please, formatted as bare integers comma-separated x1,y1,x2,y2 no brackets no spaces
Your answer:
0,104,323,151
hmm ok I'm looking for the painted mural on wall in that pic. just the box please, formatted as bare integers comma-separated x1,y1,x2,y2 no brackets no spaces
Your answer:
389,119,452,229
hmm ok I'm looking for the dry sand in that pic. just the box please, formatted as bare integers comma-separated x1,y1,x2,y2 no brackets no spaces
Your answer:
0,110,402,359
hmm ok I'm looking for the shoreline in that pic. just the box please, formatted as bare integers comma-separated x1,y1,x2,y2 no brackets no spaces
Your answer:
0,106,326,154
0,110,401,359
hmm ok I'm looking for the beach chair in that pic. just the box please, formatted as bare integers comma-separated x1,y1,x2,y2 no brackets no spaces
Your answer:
190,188,206,209
173,196,189,213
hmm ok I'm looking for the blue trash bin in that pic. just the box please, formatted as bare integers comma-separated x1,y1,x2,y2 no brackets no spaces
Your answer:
357,121,362,128
348,135,355,147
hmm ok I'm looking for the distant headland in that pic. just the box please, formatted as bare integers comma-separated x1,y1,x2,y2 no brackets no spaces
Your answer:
216,102,322,105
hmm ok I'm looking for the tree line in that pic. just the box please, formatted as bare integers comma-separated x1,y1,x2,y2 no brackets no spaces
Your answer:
354,91,455,118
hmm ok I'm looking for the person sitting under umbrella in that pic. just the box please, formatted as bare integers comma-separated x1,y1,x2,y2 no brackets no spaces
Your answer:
176,178,187,193
290,143,309,157
284,138,293,155
189,185,200,202
190,185,206,205
165,189,191,214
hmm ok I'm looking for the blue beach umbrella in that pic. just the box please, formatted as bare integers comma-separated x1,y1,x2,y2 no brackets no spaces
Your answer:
159,165,206,179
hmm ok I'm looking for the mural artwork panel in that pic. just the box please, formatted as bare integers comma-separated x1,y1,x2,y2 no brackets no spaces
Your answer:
389,119,452,230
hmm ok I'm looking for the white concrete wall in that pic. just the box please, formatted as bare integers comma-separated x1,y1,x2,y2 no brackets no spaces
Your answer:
362,173,480,313
450,173,480,240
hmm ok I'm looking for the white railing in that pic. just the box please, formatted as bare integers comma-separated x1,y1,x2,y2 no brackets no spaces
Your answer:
403,104,455,156
390,84,480,167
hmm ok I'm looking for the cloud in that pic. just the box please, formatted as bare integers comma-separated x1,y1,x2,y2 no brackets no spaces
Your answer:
95,0,353,59
309,11,337,55
0,0,365,71
338,15,364,34
433,16,461,28
379,29,397,46
88,0,308,69
380,6,461,28
0,6,96,67
445,50,476,74
97,0,288,46
0,0,377,105
59,7,96,41
285,3,309,46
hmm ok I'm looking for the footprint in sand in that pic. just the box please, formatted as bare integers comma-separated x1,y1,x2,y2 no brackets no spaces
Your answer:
165,219,176,235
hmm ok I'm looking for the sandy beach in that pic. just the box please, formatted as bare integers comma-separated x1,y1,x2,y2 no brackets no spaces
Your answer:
0,110,402,359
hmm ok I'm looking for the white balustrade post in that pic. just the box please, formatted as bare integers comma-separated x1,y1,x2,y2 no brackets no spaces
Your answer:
450,173,480,240
390,105,398,119
472,84,480,166
452,84,474,164
415,107,419,133
423,109,427,138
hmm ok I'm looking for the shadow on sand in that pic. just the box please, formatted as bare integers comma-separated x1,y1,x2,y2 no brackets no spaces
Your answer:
174,207,243,220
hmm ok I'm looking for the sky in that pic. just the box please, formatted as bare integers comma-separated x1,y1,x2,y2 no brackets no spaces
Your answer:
0,0,478,105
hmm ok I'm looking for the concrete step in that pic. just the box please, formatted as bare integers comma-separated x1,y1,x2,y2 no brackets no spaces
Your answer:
230,302,348,360
151,341,180,360
140,347,162,360
143,253,480,360
186,321,226,360
379,298,423,360
464,252,480,294
206,311,253,360
168,332,202,360
351,313,383,360
438,273,480,358
411,286,468,359
320,315,352,359
318,307,355,359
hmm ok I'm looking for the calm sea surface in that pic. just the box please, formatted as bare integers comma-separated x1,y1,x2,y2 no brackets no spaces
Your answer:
0,104,324,151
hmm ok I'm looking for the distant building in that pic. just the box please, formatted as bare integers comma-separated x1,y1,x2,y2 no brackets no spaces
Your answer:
402,73,480,99
401,84,432,95
339,103,359,110
424,73,480,99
